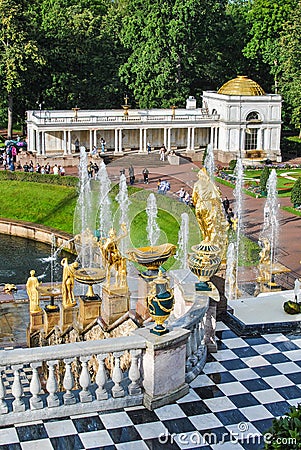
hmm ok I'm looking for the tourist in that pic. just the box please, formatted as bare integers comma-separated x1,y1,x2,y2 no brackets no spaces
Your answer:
176,187,186,202
74,138,80,152
158,179,170,194
184,191,191,206
91,145,97,156
142,167,149,184
160,145,166,161
120,168,125,176
147,141,151,154
59,166,65,176
35,163,41,173
53,164,59,175
23,162,29,172
40,165,45,174
87,162,94,178
227,208,235,228
100,137,106,153
93,162,99,178
223,196,230,213
129,164,135,185
9,161,15,171
45,163,51,174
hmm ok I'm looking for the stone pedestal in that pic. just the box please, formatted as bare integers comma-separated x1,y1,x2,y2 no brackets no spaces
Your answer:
203,284,220,353
79,296,102,330
101,285,130,326
136,276,151,320
44,308,60,335
29,310,44,333
134,328,190,410
61,305,78,332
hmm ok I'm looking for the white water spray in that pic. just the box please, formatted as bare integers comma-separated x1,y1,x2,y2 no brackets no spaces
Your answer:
175,213,189,269
146,193,160,246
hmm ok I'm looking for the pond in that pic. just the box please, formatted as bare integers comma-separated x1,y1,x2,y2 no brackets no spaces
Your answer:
0,234,75,285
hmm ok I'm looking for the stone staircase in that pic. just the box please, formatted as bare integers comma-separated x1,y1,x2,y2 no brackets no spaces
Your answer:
107,149,191,168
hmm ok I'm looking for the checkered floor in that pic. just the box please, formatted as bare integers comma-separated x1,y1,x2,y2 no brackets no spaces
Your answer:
1,322,301,449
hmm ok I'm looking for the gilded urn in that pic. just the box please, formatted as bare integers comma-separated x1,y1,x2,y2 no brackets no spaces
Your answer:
147,271,174,336
127,243,176,280
188,241,221,291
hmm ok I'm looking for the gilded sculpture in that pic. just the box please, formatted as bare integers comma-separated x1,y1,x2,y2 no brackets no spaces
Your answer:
61,258,79,307
26,270,42,313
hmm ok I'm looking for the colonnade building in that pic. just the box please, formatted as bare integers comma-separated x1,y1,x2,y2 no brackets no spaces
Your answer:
26,76,282,163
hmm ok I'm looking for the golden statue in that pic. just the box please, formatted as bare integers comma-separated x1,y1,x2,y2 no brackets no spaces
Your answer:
26,270,42,313
259,237,271,265
61,258,79,307
98,223,128,288
192,168,228,253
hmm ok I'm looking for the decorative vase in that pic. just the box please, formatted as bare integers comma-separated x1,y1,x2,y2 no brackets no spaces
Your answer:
127,243,176,280
283,301,301,315
188,241,221,291
147,271,174,335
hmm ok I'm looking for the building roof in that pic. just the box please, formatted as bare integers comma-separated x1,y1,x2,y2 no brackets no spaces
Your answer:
217,75,265,96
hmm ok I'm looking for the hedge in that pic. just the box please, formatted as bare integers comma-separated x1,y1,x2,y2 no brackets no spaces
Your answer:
0,170,78,187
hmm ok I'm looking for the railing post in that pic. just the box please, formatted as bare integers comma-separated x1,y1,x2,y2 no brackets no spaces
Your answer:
79,356,92,402
95,354,108,400
30,363,43,410
112,352,125,398
63,358,76,405
128,349,142,395
46,360,60,407
0,368,8,414
11,364,25,412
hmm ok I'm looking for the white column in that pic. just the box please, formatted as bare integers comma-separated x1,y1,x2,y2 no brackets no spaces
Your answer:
94,129,97,149
41,132,45,155
115,129,118,153
187,127,191,150
257,128,262,149
210,126,213,145
89,130,93,152
118,129,123,152
68,130,72,154
164,128,167,147
63,130,67,155
167,128,171,151
143,129,147,152
191,127,195,151
139,129,143,152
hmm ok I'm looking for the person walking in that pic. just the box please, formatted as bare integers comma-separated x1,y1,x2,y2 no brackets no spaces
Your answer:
147,141,151,154
142,167,149,184
129,164,135,185
223,196,230,214
160,145,166,161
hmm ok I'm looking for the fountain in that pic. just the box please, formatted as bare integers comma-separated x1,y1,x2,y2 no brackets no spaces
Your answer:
204,143,216,179
97,161,112,239
224,242,240,301
146,193,160,246
232,158,244,298
115,173,131,254
175,213,189,269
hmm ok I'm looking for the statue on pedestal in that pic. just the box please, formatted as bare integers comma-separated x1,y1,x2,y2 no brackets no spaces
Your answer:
98,223,128,288
61,258,79,307
26,270,42,313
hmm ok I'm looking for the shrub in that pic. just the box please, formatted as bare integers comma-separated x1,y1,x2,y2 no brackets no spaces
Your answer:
229,159,237,171
264,403,301,449
260,166,270,193
291,177,301,207
0,171,78,187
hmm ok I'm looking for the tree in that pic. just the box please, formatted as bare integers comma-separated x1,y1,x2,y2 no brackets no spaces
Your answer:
0,0,44,137
291,178,301,208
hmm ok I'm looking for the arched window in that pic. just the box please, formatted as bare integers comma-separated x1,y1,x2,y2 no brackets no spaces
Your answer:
246,111,261,122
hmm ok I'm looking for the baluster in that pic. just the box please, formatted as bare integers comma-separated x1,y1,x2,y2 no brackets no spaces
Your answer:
128,349,142,395
189,325,198,365
30,363,43,409
197,320,205,357
46,360,60,407
0,367,8,414
63,358,76,405
112,352,124,398
95,354,108,400
79,356,92,402
185,332,192,372
11,364,25,412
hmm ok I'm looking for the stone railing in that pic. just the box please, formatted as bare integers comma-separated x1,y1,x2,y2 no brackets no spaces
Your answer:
0,328,190,426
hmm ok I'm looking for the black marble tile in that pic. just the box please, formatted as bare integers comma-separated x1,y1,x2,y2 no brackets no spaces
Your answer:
252,418,273,434
221,359,248,371
162,418,196,434
241,437,265,450
215,409,248,426
200,426,230,445
275,385,301,400
179,400,211,416
232,347,259,358
273,341,300,352
286,372,301,384
16,424,48,442
50,435,84,450
216,340,228,350
73,415,104,433
264,401,291,417
228,393,260,408
208,372,237,384
108,426,141,444
206,353,216,362
241,378,271,392
253,365,281,378
193,385,225,400
88,447,116,450
263,353,290,364
0,444,22,450
145,437,181,449
127,408,159,424
216,330,238,340
243,337,269,346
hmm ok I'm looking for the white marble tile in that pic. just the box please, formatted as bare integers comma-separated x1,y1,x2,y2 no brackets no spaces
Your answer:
213,349,239,361
282,350,301,361
261,333,289,343
203,362,227,374
274,362,301,374
241,355,271,368
291,339,301,348
135,421,167,440
239,405,274,421
226,422,260,437
211,441,244,450
100,411,133,429
252,389,284,404
216,322,230,331
174,430,207,449
252,344,280,355
20,439,54,450
218,381,248,396
44,419,77,437
177,388,203,403
189,413,223,430
79,430,113,448
155,403,186,420
116,441,148,450
0,427,19,445
220,338,247,349
265,375,294,388
287,398,301,407
189,374,215,388
203,396,236,412
229,368,260,381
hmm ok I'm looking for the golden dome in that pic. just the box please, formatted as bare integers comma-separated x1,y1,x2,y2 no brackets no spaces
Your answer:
218,75,265,96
